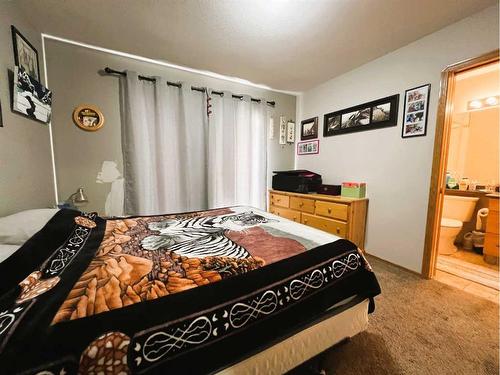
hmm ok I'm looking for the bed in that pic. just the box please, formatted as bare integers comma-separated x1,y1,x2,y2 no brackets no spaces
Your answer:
0,206,380,374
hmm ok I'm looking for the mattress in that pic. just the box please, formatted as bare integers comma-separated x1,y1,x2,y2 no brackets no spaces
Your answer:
0,206,380,374
219,297,369,374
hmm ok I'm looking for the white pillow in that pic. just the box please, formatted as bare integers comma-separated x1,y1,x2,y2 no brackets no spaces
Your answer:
0,209,59,245
0,244,21,263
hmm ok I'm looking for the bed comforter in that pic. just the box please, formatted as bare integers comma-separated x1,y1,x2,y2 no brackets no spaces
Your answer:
0,206,380,374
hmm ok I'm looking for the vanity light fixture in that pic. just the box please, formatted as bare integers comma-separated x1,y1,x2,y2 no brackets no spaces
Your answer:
467,95,500,111
468,100,482,109
485,96,499,106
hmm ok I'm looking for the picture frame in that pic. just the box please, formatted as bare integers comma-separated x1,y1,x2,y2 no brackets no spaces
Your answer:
300,116,318,140
0,97,3,127
11,25,40,81
323,94,399,137
279,115,287,145
73,105,105,131
286,121,295,143
297,139,319,155
12,66,52,124
401,84,431,138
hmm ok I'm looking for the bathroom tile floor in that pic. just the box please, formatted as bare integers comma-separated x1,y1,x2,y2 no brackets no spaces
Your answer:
437,247,499,290
435,270,499,304
450,249,498,271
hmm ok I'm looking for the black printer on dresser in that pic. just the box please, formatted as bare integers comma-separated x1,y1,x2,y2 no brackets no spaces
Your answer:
272,170,322,193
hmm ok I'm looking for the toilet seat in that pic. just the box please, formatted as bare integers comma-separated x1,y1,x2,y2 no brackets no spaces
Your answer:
441,218,462,228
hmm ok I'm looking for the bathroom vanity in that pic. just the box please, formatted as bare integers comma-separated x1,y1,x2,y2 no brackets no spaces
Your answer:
484,194,499,265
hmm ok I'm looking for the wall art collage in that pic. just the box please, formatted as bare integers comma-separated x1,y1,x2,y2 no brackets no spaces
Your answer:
297,84,431,153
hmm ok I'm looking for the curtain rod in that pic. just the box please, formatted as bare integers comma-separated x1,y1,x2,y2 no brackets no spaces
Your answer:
103,67,275,106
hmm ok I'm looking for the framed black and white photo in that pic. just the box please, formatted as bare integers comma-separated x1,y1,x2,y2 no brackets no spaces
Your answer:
323,94,399,137
324,113,340,136
286,121,295,143
12,66,52,124
402,84,431,138
300,117,318,140
11,26,40,81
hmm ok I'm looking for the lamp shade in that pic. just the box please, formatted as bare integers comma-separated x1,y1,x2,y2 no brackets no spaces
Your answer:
73,187,88,203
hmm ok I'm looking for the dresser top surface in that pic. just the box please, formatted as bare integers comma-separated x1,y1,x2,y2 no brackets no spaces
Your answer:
269,189,368,203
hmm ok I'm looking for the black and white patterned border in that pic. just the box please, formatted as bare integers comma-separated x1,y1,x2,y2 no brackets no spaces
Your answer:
131,251,362,371
41,212,97,278
0,212,97,350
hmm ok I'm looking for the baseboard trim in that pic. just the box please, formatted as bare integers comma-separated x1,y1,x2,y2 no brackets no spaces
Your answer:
364,251,423,278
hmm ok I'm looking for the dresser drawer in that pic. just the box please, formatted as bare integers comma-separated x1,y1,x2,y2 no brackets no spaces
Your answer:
315,201,349,221
484,232,499,257
486,212,499,234
489,199,499,212
290,196,315,213
301,213,347,237
270,193,289,208
269,206,301,222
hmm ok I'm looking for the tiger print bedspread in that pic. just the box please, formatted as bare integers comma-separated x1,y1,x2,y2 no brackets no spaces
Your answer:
0,206,380,374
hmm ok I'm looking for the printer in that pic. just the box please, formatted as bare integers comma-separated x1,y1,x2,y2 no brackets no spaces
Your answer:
272,170,322,193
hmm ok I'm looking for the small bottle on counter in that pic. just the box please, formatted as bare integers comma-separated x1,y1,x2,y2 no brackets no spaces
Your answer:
469,180,478,191
447,173,458,189
459,177,469,191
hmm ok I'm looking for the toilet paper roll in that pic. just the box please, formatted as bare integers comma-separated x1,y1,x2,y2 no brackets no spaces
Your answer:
476,208,489,231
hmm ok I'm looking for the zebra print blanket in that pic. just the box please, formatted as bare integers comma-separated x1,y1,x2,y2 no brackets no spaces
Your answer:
0,207,380,374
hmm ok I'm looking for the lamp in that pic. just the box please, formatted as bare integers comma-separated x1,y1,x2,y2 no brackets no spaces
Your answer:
66,187,88,207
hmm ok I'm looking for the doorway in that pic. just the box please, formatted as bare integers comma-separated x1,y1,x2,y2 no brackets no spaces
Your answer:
422,50,499,301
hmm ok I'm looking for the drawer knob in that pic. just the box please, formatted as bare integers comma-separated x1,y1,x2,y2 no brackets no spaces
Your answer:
336,227,340,233
299,202,303,206
304,219,308,223
328,208,332,213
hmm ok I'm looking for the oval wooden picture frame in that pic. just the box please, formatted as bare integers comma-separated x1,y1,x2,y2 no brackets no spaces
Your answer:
73,105,105,131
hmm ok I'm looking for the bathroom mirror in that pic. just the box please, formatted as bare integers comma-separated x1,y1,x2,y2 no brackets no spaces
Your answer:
447,108,499,186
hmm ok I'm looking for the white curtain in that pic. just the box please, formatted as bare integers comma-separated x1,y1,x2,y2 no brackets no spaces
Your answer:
120,72,207,215
208,92,268,210
120,72,267,215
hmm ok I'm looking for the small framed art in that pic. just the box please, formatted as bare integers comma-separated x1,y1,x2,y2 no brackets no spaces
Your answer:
12,66,52,124
286,121,295,143
279,115,287,145
73,105,105,131
297,139,319,155
402,84,431,138
300,117,318,140
11,26,40,81
324,94,399,137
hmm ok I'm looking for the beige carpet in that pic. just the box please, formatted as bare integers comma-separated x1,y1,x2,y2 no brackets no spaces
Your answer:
291,256,499,375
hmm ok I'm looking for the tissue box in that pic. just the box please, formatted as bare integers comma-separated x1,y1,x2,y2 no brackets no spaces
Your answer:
341,182,366,198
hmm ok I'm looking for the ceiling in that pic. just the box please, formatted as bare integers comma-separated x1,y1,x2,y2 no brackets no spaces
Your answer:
18,0,497,92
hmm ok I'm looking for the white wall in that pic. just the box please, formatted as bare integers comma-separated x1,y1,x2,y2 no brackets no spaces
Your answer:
296,5,499,273
45,39,296,214
0,3,55,216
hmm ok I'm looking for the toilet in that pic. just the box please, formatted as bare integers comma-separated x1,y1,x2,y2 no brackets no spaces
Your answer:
438,195,479,255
